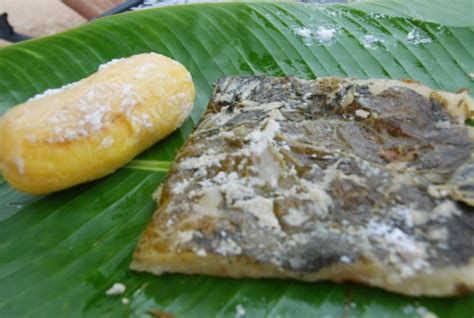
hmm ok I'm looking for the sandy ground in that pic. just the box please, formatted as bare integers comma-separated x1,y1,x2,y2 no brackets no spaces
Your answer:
0,0,86,46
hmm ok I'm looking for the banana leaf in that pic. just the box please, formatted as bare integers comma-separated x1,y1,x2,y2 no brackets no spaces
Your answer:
0,1,473,317
346,0,474,27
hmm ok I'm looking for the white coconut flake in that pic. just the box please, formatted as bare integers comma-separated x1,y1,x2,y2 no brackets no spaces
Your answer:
234,197,280,230
80,105,110,131
245,119,280,155
195,248,207,257
216,237,242,256
416,306,438,318
406,29,432,45
44,82,144,143
218,174,260,204
435,120,452,129
432,200,461,219
141,113,153,128
28,82,78,102
105,282,126,296
340,255,351,263
365,220,430,277
165,218,174,228
355,109,370,118
172,179,190,194
427,227,448,242
121,297,130,305
299,179,333,217
294,26,337,44
235,304,246,318
248,119,280,143
427,185,449,199
257,146,281,188
360,34,385,49
369,12,387,19
29,88,62,101
169,92,191,104
213,171,229,184
295,27,312,38
219,130,235,138
194,187,225,218
15,157,25,175
180,153,226,170
284,208,310,226
98,58,125,71
316,26,336,42
177,230,194,245
392,205,415,228
134,62,156,79
100,136,114,148
120,83,140,109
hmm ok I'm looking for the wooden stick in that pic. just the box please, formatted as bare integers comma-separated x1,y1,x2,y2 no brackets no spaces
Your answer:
62,0,124,20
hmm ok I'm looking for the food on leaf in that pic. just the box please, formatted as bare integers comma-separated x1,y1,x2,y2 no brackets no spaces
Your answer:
0,53,195,194
132,75,473,296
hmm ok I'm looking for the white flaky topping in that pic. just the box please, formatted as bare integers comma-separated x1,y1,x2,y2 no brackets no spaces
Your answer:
105,282,126,296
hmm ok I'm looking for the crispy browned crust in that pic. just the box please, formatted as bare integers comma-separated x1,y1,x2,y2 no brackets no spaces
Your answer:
131,253,474,297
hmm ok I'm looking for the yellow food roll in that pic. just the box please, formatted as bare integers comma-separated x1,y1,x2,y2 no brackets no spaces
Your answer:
0,53,195,194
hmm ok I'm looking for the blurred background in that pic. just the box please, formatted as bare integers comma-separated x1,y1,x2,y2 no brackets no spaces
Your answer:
0,0,87,47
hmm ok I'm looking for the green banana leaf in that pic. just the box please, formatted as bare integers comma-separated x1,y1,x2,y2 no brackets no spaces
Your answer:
346,0,474,27
1,1,473,317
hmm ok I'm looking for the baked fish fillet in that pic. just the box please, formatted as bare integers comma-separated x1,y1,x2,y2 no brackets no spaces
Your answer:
131,76,474,296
